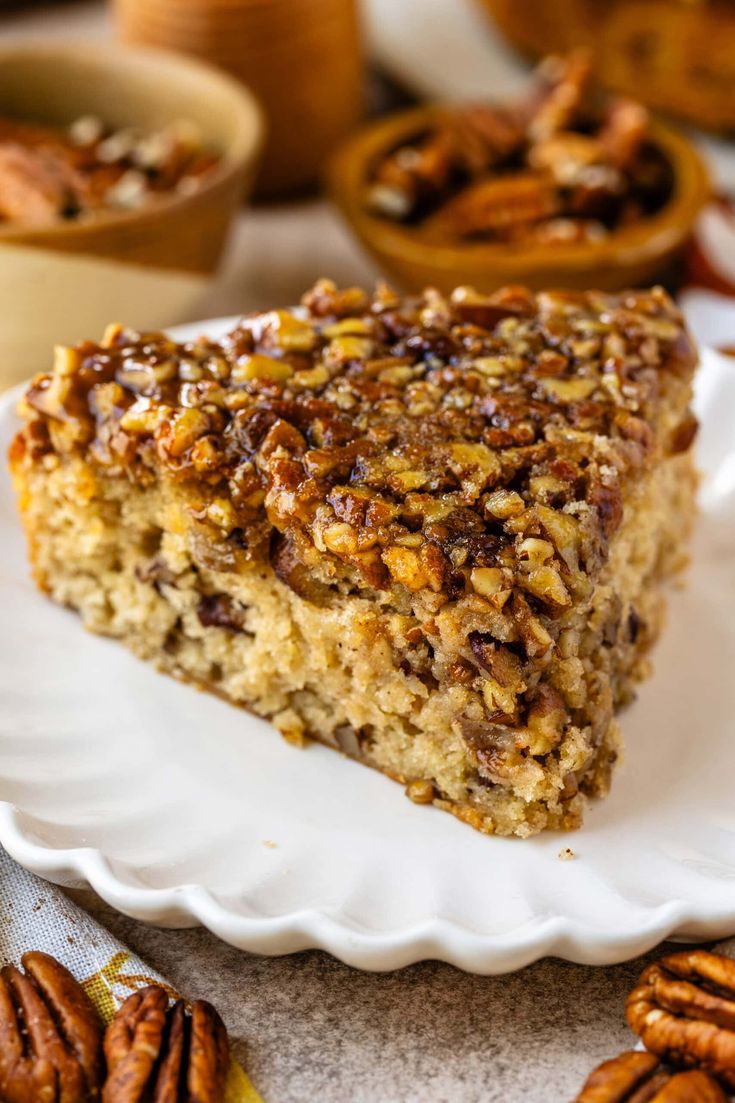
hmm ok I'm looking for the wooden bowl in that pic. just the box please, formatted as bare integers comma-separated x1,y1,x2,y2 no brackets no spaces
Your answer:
327,105,711,296
0,39,263,386
478,0,735,133
113,0,364,197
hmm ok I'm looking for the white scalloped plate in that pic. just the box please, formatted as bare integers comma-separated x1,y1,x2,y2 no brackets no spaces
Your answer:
1,322,735,974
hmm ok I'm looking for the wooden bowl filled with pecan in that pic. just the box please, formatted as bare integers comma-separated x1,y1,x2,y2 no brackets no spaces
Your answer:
0,40,262,385
328,54,710,294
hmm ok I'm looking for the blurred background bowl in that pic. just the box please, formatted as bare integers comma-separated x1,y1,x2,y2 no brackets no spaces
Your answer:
477,0,735,133
328,104,711,295
0,39,263,385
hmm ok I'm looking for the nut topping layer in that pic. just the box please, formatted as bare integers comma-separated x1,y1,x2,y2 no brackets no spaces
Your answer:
627,952,735,1090
18,278,697,621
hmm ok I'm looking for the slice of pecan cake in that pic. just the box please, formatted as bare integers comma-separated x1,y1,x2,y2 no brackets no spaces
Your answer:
8,280,698,836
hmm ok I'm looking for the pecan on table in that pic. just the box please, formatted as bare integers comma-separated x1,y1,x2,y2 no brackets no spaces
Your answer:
0,950,105,1103
102,985,229,1103
572,1049,728,1101
627,951,735,1090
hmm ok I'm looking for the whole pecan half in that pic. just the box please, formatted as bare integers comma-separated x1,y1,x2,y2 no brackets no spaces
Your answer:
102,985,229,1103
627,951,735,1089
572,1049,727,1101
0,950,105,1103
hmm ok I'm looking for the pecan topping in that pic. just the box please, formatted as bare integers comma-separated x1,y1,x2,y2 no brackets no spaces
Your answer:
0,951,105,1103
573,1050,727,1102
627,951,735,1089
103,985,229,1103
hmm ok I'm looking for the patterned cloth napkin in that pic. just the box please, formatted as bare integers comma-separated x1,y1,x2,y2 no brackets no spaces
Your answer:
0,847,265,1103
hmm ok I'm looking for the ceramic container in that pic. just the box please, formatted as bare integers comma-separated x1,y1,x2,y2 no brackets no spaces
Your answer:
328,105,711,295
114,0,364,196
0,40,263,387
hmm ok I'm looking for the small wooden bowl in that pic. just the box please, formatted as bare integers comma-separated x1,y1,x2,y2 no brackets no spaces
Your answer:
113,0,364,197
0,40,263,386
328,105,711,295
478,0,735,133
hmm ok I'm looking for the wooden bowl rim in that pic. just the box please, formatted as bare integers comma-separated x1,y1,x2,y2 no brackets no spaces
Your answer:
327,104,711,279
0,39,264,243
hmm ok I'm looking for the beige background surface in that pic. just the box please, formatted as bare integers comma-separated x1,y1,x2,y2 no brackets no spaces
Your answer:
0,3,702,1100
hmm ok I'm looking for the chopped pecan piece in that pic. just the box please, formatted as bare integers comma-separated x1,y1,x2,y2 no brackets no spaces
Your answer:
270,532,332,604
573,1050,727,1102
574,1051,665,1102
600,100,650,173
626,951,735,1089
0,116,219,226
103,985,229,1103
0,951,105,1103
450,285,535,328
